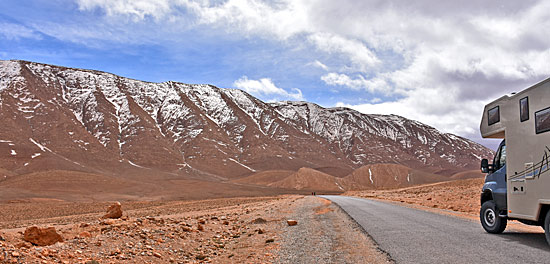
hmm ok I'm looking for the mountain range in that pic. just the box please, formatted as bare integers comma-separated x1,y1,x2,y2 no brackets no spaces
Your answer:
0,60,493,200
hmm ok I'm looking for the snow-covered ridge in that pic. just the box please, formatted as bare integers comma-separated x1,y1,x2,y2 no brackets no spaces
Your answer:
0,60,493,174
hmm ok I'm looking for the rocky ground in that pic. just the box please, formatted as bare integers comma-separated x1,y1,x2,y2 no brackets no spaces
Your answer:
0,195,389,263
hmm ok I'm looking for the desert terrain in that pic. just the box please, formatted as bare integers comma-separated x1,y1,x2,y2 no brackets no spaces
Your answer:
0,195,392,263
0,177,507,264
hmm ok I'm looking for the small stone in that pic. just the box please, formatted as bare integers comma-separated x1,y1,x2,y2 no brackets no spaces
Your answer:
79,231,92,238
102,202,123,219
198,219,206,224
222,221,229,225
257,228,265,234
11,252,20,257
196,254,207,260
265,238,275,243
153,252,162,258
101,219,117,225
15,242,32,249
197,224,204,231
23,226,63,246
286,220,298,226
251,218,267,224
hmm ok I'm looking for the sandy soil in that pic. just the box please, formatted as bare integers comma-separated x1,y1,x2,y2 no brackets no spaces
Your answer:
0,195,387,263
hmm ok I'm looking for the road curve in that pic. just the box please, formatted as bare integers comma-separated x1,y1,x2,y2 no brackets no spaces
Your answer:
322,195,550,264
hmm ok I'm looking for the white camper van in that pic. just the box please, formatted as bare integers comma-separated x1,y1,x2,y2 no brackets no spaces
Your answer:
479,77,550,245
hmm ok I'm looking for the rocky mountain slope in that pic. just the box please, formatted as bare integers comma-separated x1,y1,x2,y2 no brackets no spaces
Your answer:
0,60,493,193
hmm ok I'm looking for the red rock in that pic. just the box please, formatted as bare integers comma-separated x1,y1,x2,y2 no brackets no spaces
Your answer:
102,202,123,219
15,242,32,248
79,231,92,238
287,220,298,226
23,226,63,246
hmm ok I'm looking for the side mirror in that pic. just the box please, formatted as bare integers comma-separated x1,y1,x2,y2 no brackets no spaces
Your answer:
481,159,489,173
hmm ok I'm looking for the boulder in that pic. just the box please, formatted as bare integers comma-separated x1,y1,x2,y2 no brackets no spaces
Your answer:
79,231,92,238
102,202,123,219
23,226,63,246
286,220,298,226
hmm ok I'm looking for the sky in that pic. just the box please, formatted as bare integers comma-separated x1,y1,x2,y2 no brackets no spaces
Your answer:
1,0,549,150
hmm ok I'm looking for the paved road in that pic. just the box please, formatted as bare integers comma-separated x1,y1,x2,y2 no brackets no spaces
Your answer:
322,195,550,264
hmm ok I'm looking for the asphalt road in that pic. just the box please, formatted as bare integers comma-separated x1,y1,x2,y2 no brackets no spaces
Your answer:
322,195,550,264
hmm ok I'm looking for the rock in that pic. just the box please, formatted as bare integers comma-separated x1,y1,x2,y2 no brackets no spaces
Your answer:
196,254,207,260
222,220,229,225
286,220,298,226
265,238,275,243
257,228,265,234
251,218,267,224
11,251,20,257
197,224,204,231
198,219,206,224
15,242,32,249
79,231,92,238
153,252,162,258
23,226,63,246
102,202,123,219
101,219,117,225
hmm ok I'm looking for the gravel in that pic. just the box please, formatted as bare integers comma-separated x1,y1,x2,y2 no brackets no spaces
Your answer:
275,196,391,264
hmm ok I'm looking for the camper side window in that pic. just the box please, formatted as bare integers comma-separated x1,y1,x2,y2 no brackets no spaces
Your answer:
520,97,529,122
488,106,500,126
535,107,550,134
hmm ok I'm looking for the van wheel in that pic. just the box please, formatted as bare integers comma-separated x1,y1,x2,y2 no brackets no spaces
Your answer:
480,200,507,233
544,212,550,246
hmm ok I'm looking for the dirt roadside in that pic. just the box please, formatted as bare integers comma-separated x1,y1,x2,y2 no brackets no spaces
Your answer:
0,195,389,263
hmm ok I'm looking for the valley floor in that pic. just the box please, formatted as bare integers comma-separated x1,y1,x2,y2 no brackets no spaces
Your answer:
0,195,389,263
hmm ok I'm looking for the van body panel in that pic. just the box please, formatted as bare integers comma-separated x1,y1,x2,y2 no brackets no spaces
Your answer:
480,77,550,221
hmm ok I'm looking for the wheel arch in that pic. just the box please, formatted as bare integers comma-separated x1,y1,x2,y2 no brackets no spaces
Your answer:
481,190,493,207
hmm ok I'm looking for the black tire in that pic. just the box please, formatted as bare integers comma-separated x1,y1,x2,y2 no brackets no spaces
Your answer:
544,211,550,246
480,200,507,234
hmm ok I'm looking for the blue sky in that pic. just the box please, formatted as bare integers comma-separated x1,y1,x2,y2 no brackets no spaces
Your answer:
1,0,549,150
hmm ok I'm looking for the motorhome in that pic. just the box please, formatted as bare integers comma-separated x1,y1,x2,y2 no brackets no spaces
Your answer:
479,77,550,245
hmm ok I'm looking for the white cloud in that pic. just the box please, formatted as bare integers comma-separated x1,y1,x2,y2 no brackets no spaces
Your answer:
309,60,329,71
0,22,41,40
76,0,173,20
307,33,380,71
321,73,389,94
233,76,304,101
